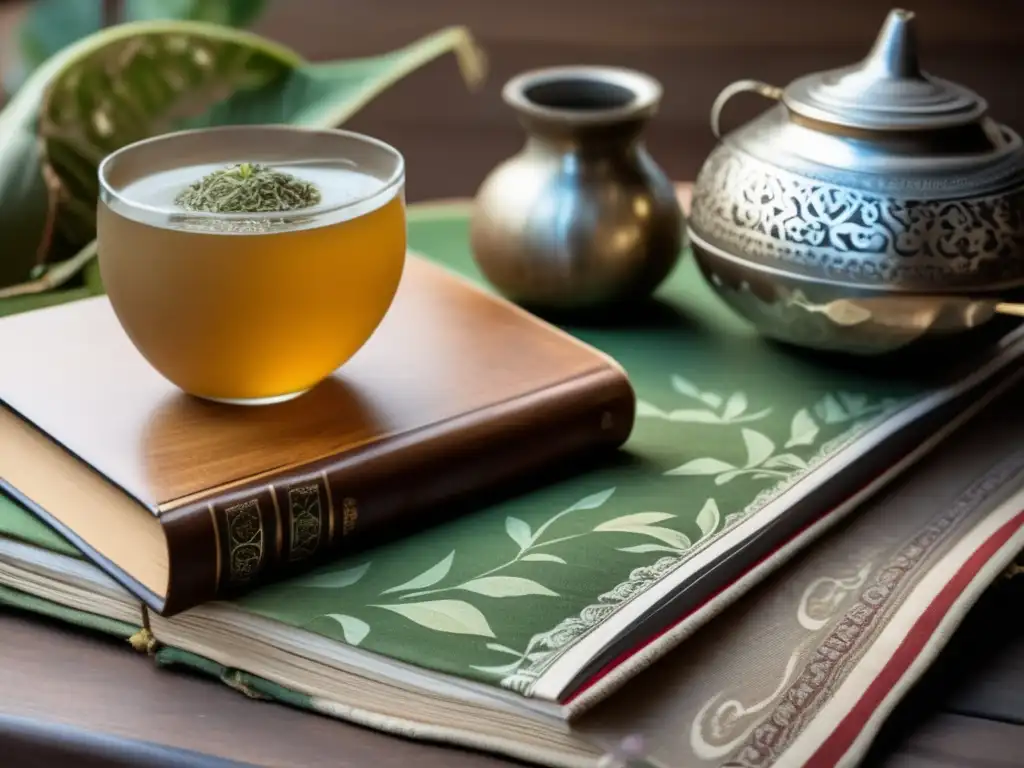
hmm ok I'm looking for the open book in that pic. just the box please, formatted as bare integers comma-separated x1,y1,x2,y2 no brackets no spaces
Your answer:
2,204,1023,766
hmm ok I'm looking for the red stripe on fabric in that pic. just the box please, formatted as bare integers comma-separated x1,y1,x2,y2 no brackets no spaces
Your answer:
804,509,1024,768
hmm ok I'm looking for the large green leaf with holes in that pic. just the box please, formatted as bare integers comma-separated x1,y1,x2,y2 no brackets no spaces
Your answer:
7,0,269,95
0,20,486,303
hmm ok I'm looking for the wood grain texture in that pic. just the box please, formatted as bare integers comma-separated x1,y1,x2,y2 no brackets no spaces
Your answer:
2,0,1021,200
946,634,1024,725
875,715,1024,768
0,257,614,506
940,574,1024,726
248,0,1024,200
0,713,245,768
0,611,514,768
2,582,1023,768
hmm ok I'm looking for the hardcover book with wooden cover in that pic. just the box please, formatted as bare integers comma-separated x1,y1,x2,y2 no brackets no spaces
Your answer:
0,255,636,615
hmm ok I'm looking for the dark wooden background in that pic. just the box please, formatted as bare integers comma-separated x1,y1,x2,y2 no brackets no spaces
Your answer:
245,0,1024,202
2,0,1022,200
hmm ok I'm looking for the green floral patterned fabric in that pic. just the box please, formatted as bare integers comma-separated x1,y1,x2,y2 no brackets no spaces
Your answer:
229,206,946,696
1,204,999,701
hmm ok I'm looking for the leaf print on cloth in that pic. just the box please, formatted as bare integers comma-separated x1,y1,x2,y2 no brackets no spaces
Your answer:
815,392,899,424
469,643,535,676
289,561,370,589
504,517,533,550
397,488,616,603
666,428,803,484
300,562,373,645
665,391,902,484
695,498,722,538
603,500,720,557
596,512,692,551
457,576,558,598
636,375,772,425
218,211,960,694
786,409,819,448
379,551,455,594
471,499,723,684
323,614,371,646
521,553,566,564
494,398,906,696
374,600,496,637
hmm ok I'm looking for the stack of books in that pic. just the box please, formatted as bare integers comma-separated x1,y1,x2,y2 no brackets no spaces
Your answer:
2,205,1023,767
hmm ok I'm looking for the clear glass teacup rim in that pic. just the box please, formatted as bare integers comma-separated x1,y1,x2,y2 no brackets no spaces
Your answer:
97,124,406,223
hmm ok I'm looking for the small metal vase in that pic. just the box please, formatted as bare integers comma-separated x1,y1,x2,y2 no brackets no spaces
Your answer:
689,8,1024,355
469,66,683,314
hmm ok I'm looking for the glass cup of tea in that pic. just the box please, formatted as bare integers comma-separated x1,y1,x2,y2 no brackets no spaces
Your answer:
97,125,407,405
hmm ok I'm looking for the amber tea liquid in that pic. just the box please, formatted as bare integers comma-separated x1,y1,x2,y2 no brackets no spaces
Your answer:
97,162,406,403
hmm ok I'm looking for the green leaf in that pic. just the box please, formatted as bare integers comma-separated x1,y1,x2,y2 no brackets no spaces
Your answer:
566,488,615,511
485,643,524,656
323,613,370,646
722,392,748,420
456,576,558,598
714,468,749,486
470,660,524,676
785,408,819,448
595,512,676,532
505,517,532,551
670,374,702,400
764,453,808,470
12,0,268,88
695,498,721,538
618,544,684,554
521,553,566,564
664,457,735,476
699,392,724,409
839,392,869,415
619,526,692,550
742,429,775,468
374,600,495,637
740,407,774,422
666,409,722,424
291,561,370,589
595,513,690,549
815,394,849,424
635,400,668,418
380,551,455,594
0,21,485,298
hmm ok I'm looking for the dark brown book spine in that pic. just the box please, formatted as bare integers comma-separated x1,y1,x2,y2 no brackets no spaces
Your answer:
158,366,635,614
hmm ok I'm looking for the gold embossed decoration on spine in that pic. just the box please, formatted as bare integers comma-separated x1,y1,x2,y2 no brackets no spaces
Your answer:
287,484,324,562
223,499,265,584
342,497,358,537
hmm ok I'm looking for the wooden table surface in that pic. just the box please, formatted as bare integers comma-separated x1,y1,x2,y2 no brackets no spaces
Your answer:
0,572,1021,767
